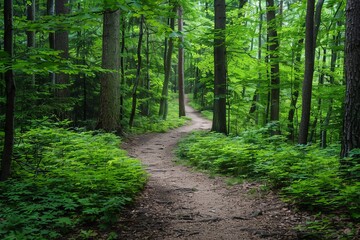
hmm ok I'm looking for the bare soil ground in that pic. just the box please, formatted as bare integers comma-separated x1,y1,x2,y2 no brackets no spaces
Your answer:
119,104,311,240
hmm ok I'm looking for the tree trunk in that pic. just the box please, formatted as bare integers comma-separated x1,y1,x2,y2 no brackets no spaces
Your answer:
47,0,55,85
26,0,36,48
54,0,70,119
212,0,227,134
287,38,304,141
120,16,126,120
1,0,15,181
159,7,176,120
98,9,121,133
129,16,144,128
298,0,315,144
27,0,36,86
341,0,360,158
249,0,262,125
266,0,280,134
178,6,186,117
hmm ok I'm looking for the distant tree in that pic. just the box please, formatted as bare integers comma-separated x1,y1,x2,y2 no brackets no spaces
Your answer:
98,6,121,132
212,0,227,134
129,16,144,127
341,0,360,158
1,0,15,181
159,5,176,120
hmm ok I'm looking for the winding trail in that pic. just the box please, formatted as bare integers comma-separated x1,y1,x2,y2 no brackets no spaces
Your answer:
119,103,308,239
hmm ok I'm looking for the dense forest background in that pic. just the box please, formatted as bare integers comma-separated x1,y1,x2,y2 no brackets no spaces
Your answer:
0,0,359,239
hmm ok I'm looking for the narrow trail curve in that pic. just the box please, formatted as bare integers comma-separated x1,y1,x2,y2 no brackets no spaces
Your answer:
120,103,309,240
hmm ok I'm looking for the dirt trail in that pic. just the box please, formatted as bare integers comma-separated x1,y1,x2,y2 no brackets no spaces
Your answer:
120,103,309,240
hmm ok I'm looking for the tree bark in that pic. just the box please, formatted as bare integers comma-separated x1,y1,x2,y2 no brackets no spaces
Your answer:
212,0,227,134
178,6,186,117
1,0,15,181
298,0,315,144
341,0,360,158
98,9,121,132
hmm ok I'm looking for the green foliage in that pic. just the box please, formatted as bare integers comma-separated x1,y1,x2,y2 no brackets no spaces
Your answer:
177,130,360,238
129,93,190,134
0,124,147,239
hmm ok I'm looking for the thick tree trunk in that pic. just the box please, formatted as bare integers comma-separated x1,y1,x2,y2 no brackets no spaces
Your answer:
341,0,360,158
129,16,144,128
1,0,15,181
212,0,227,134
98,9,121,132
298,0,315,144
178,6,186,117
266,0,280,134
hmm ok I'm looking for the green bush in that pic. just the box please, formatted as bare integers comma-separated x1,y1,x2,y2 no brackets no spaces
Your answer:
177,130,360,237
0,126,147,239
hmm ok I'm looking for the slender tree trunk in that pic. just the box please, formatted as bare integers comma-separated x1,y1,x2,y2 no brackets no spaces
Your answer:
266,0,280,134
212,0,227,134
120,16,126,120
47,0,55,85
129,16,144,128
159,7,176,120
27,0,36,86
1,0,15,181
178,6,186,117
341,0,360,158
144,24,150,116
26,0,36,48
249,0,262,125
287,38,304,141
322,32,340,148
298,0,315,144
98,9,121,132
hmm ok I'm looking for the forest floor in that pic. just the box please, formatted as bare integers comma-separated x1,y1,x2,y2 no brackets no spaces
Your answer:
118,102,312,240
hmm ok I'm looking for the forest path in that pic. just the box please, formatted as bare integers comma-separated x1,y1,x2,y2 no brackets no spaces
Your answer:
119,102,308,240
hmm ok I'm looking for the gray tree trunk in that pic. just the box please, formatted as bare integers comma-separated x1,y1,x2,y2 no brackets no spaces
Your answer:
98,9,121,133
212,0,227,134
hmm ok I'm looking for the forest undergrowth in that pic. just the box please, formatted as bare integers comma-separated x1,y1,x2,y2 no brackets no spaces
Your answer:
177,128,360,239
0,97,187,240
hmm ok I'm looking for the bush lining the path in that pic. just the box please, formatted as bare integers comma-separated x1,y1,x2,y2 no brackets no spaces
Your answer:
177,130,359,239
0,125,147,239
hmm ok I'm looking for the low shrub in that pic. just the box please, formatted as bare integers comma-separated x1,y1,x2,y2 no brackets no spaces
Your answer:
0,125,147,239
177,130,360,238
